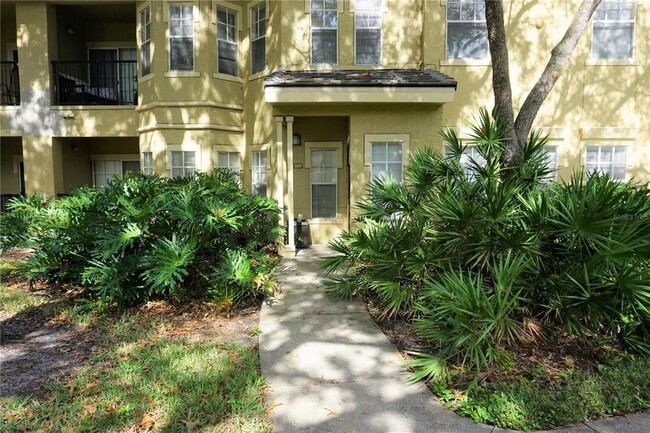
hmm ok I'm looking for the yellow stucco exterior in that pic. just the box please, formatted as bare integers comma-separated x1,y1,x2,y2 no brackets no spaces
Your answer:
1,0,648,245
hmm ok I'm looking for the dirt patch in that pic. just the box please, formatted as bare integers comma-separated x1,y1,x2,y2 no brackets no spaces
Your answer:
0,281,260,400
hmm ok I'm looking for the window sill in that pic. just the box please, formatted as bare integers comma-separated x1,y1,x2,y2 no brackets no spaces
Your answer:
212,73,243,83
164,71,201,78
309,218,344,224
439,59,491,67
139,73,154,84
247,70,269,81
585,59,639,66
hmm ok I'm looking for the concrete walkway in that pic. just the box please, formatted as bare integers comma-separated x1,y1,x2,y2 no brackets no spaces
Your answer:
259,246,650,433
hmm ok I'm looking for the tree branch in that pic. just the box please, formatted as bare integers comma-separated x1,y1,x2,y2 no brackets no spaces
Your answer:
514,0,602,142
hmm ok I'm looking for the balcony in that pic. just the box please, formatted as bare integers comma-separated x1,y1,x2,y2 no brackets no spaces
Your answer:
52,60,137,106
1,61,20,106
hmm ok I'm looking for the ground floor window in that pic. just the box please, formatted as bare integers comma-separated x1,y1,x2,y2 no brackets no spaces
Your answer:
217,151,241,182
170,151,197,178
585,145,627,180
251,150,267,196
371,142,403,181
142,152,154,175
445,145,486,179
310,148,337,218
541,146,558,183
93,159,140,188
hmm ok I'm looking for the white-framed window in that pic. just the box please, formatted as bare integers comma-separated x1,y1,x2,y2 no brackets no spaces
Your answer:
354,0,382,65
93,159,141,188
217,151,241,182
446,0,488,60
217,6,239,76
310,148,338,218
444,145,486,178
311,0,338,65
371,142,403,181
169,151,197,177
592,0,636,60
585,145,627,180
142,152,154,175
251,150,268,196
139,5,152,76
250,2,266,74
541,146,558,183
169,3,195,71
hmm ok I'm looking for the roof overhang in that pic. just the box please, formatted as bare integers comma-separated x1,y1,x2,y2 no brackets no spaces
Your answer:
265,86,456,105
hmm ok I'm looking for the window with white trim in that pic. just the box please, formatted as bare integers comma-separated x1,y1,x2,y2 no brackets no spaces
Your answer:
251,150,268,196
139,5,152,76
592,1,636,60
446,0,488,60
311,0,338,65
585,145,627,180
170,151,197,177
541,146,558,183
169,4,194,71
142,152,154,175
217,151,241,182
445,145,486,178
311,148,337,218
93,160,141,188
250,2,266,74
217,6,238,76
355,0,382,65
371,142,403,181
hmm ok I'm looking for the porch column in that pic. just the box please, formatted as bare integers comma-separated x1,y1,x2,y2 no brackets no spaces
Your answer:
285,116,295,249
274,116,285,228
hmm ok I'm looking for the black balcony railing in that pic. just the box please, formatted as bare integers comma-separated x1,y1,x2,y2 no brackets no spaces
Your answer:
1,61,20,106
52,60,137,105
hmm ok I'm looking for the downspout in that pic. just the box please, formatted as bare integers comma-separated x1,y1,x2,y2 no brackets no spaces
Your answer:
420,0,426,69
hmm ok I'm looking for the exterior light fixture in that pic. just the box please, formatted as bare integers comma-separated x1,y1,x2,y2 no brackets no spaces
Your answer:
292,133,301,146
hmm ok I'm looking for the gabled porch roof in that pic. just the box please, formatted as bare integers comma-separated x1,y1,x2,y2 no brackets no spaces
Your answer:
264,69,457,105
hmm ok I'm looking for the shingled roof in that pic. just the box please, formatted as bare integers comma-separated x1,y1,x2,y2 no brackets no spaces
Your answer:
264,69,457,89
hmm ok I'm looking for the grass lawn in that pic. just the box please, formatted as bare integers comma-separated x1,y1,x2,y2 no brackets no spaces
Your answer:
0,279,272,433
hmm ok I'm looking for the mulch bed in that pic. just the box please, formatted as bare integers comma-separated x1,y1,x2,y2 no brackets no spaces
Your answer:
367,298,603,388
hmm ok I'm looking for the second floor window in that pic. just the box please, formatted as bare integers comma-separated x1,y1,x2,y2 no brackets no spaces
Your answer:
355,0,382,65
169,4,194,71
251,3,266,74
217,7,238,76
311,0,338,65
446,0,488,60
592,1,636,60
139,6,152,76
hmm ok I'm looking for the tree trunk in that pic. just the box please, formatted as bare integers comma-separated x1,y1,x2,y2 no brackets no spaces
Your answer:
485,0,602,166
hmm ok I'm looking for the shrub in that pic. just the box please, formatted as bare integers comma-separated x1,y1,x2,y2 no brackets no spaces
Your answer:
0,170,281,308
322,109,650,380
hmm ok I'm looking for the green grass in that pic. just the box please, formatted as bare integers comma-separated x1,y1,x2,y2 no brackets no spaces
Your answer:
0,311,271,433
434,356,650,431
0,284,45,314
0,261,18,278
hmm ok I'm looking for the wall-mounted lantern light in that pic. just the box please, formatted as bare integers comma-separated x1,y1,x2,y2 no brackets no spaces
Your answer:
292,133,301,146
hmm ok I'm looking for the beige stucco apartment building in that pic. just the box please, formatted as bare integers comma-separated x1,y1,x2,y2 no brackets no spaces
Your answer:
1,0,648,247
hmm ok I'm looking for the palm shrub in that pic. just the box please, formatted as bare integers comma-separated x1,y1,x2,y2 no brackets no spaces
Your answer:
322,109,650,381
0,170,281,308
